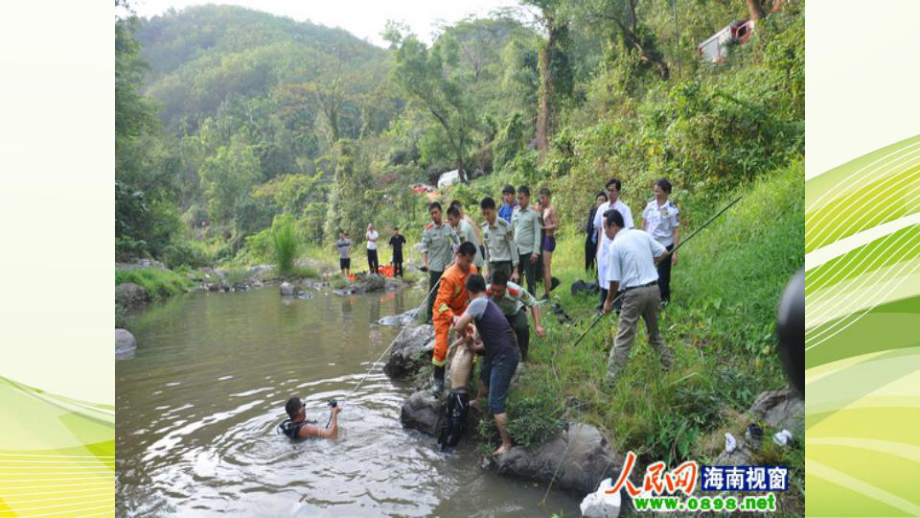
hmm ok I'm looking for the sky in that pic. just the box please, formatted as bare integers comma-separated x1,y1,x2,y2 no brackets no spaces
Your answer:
129,0,531,47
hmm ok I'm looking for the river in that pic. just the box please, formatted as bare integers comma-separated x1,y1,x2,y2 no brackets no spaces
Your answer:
115,285,580,517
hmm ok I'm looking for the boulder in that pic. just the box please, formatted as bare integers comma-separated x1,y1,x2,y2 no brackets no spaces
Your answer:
359,274,387,293
490,422,621,495
748,386,804,432
115,328,136,359
279,282,297,296
384,324,435,378
115,282,148,309
376,308,420,327
400,389,441,436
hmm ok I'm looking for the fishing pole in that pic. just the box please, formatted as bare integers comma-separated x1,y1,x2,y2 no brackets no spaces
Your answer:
569,196,743,349
541,196,744,501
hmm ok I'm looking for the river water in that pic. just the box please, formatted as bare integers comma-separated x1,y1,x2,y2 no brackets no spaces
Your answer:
116,286,580,517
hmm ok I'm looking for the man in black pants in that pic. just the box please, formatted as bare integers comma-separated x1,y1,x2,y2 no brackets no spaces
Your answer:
389,227,407,277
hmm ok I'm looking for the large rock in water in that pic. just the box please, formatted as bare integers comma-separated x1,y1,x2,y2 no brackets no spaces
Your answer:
749,386,804,432
115,328,137,359
384,324,434,378
279,282,297,296
115,282,148,309
376,307,420,327
490,422,622,495
400,389,441,436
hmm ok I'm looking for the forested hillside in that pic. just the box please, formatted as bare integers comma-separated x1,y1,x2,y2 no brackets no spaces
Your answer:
116,2,804,510
117,1,801,268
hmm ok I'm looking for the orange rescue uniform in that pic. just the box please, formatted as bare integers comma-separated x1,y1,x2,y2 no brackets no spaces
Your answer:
432,262,478,367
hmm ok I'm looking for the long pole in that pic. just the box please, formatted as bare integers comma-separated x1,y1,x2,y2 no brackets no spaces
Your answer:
569,196,742,349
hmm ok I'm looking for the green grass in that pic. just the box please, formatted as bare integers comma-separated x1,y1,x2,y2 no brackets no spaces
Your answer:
499,164,803,509
272,215,298,274
115,267,193,301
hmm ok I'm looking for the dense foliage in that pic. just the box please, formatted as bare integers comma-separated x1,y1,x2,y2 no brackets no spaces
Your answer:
117,3,803,508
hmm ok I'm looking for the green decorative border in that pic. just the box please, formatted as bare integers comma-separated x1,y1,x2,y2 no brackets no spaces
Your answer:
806,134,920,517
0,377,114,517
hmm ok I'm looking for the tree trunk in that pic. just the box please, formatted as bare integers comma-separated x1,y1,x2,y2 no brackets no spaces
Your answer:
536,31,553,160
746,0,767,22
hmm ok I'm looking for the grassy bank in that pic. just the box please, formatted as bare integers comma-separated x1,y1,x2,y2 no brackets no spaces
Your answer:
115,267,194,301
497,164,804,511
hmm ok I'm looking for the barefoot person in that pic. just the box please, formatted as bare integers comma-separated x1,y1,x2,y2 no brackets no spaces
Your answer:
453,273,520,456
538,188,558,301
280,396,342,440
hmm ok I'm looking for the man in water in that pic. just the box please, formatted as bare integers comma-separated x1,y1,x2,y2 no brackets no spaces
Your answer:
447,206,484,271
421,202,460,323
430,242,479,393
480,197,518,282
280,396,342,440
453,273,520,456
601,210,672,385
538,188,559,301
335,231,352,277
389,227,407,277
487,270,544,362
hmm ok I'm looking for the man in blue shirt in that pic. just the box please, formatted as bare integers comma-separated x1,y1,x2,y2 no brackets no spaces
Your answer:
498,184,517,223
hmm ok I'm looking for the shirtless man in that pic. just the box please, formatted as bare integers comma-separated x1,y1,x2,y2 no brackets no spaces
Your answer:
539,188,559,301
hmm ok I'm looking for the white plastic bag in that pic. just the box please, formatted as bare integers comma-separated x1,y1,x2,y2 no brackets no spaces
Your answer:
580,478,622,518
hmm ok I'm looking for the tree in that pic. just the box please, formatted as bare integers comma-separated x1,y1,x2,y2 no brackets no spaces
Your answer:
198,137,261,224
746,0,767,22
523,0,574,159
385,26,478,181
568,0,670,81
115,1,180,259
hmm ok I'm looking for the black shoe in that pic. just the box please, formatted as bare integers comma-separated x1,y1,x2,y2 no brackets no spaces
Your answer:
432,366,446,395
550,276,560,292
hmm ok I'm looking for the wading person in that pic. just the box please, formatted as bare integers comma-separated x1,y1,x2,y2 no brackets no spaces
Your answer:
585,192,607,273
431,242,479,393
447,206,484,271
280,396,342,440
538,188,559,301
480,197,519,282
499,185,517,223
366,223,380,275
601,210,672,385
421,202,460,323
487,270,544,362
389,227,407,277
511,186,542,295
594,178,634,311
335,232,352,277
641,178,680,306
453,273,520,456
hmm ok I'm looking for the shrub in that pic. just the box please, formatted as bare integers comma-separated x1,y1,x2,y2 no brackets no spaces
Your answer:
271,214,298,275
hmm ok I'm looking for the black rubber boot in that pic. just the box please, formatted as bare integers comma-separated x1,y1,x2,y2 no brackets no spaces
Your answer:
438,388,469,451
432,366,445,395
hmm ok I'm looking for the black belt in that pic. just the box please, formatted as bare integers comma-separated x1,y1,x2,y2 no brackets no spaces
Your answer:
622,281,657,292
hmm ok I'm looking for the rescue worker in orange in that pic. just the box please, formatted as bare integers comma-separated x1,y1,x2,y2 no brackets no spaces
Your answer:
431,241,479,394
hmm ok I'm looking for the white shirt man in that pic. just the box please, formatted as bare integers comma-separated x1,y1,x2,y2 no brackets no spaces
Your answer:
593,198,634,288
605,228,666,290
